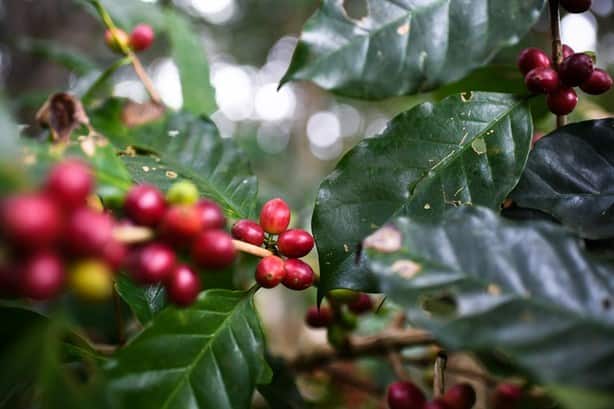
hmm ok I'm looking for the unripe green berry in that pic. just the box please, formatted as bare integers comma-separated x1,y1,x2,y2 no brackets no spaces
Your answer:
166,180,199,205
328,289,360,304
327,324,350,349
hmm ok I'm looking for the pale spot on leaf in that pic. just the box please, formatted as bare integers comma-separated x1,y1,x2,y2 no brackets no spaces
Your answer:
391,260,421,279
397,23,410,35
142,166,150,172
487,283,501,296
166,170,178,179
363,225,401,253
471,137,487,155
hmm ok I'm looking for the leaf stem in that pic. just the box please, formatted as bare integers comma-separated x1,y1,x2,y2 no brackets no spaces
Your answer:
549,0,566,128
89,0,162,104
82,56,131,105
433,351,447,397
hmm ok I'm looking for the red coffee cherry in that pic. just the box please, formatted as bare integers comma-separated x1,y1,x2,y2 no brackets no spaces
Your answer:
580,68,613,95
159,205,203,243
129,243,176,284
231,220,265,246
104,28,130,53
524,67,559,94
255,256,286,288
166,264,201,307
492,383,523,409
129,24,155,52
559,53,594,87
282,259,315,290
560,0,592,13
424,399,453,409
195,199,226,230
101,239,127,271
562,44,574,59
124,184,166,227
191,230,236,269
305,306,333,328
547,88,578,115
1,194,62,251
517,48,551,75
387,381,426,409
19,251,65,300
277,229,314,258
259,198,291,234
64,208,114,257
44,159,93,209
443,383,477,409
348,293,373,314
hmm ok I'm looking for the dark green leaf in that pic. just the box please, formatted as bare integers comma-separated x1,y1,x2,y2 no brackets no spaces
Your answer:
115,275,166,325
258,354,309,409
106,289,272,409
511,119,614,240
0,98,25,194
91,99,258,219
313,92,532,295
281,0,545,99
166,9,217,116
364,206,614,409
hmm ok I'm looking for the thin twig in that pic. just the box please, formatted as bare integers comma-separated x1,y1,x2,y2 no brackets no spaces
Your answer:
549,0,566,128
434,352,447,397
82,56,131,104
388,350,410,380
113,289,126,345
291,329,435,371
232,240,274,258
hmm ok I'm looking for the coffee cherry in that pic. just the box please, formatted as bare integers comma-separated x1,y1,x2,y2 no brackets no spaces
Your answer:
19,251,65,300
64,208,114,257
327,324,350,350
255,256,286,288
517,48,551,75
129,243,176,284
159,205,203,243
328,289,360,304
231,220,265,246
166,180,199,205
166,264,201,307
277,229,314,258
547,88,578,115
387,381,426,409
492,383,523,409
305,306,333,328
44,159,93,209
282,259,314,290
104,28,130,53
191,230,236,269
102,239,127,270
443,383,477,409
129,24,155,52
348,293,373,314
524,67,559,94
338,308,358,330
259,198,291,234
562,44,574,59
1,194,62,251
124,184,166,227
559,53,594,87
560,0,592,13
424,399,453,409
580,68,613,95
68,260,114,301
195,199,226,230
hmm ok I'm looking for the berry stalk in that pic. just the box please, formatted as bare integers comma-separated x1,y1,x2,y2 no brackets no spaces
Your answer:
549,0,566,128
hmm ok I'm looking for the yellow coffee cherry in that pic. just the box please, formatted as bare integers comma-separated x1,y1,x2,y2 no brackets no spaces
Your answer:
166,180,199,205
69,260,114,301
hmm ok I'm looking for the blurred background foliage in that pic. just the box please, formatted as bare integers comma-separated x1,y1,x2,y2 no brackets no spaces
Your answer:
1,1,614,407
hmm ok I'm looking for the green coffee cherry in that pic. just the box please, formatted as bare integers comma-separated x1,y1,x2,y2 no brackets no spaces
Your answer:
327,324,350,350
339,308,358,330
327,289,360,304
166,180,199,205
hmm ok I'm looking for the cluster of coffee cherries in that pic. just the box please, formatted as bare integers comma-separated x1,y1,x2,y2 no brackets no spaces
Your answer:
518,42,612,115
387,381,476,409
105,23,154,54
232,198,317,291
0,159,126,302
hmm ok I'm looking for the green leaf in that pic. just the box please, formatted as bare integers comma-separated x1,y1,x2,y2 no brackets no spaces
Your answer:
511,119,614,240
281,0,546,99
0,98,25,194
91,99,258,219
258,354,310,409
106,289,272,409
75,0,166,31
166,9,217,116
363,206,614,409
115,275,166,325
313,92,532,295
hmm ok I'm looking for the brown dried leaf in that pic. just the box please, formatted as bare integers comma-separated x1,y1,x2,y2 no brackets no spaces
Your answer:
36,93,90,142
121,101,165,128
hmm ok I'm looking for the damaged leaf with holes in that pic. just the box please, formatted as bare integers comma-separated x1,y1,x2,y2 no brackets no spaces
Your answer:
364,206,614,409
312,92,532,297
281,0,546,99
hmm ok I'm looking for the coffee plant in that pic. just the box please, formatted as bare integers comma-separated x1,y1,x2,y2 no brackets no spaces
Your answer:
1,0,613,408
